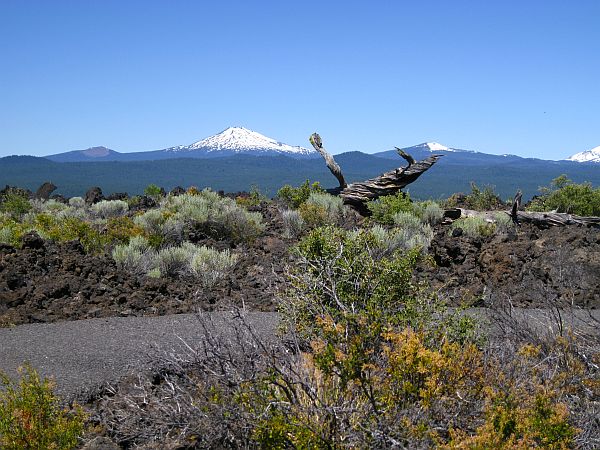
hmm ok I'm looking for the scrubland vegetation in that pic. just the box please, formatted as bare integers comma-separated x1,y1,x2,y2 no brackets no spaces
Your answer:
0,178,598,448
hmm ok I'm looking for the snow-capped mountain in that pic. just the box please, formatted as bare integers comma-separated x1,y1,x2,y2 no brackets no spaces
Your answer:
413,142,456,152
45,127,316,162
164,127,315,157
566,145,600,163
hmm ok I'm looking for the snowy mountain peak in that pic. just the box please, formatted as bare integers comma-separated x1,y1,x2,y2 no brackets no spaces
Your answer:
566,145,600,163
413,142,454,152
167,127,315,156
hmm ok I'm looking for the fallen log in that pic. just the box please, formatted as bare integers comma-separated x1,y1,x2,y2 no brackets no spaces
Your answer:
444,207,600,229
309,133,442,215
513,211,600,228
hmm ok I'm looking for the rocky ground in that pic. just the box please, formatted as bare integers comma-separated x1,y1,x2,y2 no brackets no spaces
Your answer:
1,202,598,328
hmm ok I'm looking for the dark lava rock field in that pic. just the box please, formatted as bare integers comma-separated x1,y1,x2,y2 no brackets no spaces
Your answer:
1,203,599,327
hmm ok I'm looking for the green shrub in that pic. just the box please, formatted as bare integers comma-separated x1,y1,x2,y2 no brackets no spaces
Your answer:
143,183,163,200
277,180,324,208
446,183,505,211
298,192,346,228
450,216,496,238
527,175,600,216
32,214,106,253
0,365,85,449
0,218,26,247
0,192,32,220
283,226,445,340
367,191,413,224
297,202,329,229
235,185,266,208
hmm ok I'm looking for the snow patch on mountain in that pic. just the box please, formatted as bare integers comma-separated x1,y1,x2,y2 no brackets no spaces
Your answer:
166,127,314,156
412,142,456,152
567,145,600,163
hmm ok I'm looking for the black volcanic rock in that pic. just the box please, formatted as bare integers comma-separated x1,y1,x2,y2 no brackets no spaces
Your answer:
106,192,129,201
85,187,104,205
34,181,57,200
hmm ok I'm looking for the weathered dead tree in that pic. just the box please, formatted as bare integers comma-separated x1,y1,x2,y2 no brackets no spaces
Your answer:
310,133,442,215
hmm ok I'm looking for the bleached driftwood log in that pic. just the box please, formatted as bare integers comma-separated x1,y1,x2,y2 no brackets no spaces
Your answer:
309,133,442,215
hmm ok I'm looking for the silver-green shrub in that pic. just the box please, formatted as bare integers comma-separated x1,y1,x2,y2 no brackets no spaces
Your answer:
112,236,153,275
493,212,513,234
162,191,264,242
449,216,495,238
56,207,87,220
190,246,238,288
134,209,167,236
30,199,69,215
304,192,347,225
393,211,434,250
281,209,305,239
155,244,197,277
413,201,444,226
90,200,129,219
68,197,86,209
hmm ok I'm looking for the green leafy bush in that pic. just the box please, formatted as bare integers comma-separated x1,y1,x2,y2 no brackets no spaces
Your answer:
0,365,85,449
527,175,600,216
235,185,266,208
0,192,32,220
277,180,324,208
446,182,505,211
367,191,413,224
143,183,163,200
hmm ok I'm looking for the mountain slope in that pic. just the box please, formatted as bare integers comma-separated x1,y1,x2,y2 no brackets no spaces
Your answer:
44,127,316,162
567,145,600,163
3,152,600,201
374,142,525,166
164,127,315,157
46,146,124,162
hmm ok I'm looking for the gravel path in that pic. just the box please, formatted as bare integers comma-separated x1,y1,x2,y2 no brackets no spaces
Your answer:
1,309,597,402
0,312,280,400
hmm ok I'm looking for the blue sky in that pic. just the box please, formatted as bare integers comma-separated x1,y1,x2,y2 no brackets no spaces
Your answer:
1,0,598,159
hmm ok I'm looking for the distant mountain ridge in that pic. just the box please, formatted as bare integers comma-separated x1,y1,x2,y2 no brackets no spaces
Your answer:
45,127,316,162
42,128,598,164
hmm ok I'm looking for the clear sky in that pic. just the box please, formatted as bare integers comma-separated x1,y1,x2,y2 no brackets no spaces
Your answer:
1,0,598,159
